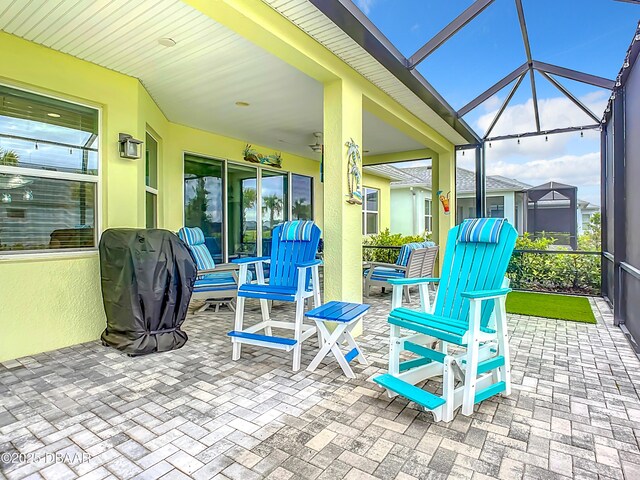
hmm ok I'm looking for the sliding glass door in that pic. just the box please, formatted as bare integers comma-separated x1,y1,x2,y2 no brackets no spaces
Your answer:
184,155,224,263
184,155,314,262
227,163,258,260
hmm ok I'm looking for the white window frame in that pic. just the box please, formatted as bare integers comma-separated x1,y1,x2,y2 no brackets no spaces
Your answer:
0,83,101,259
290,173,314,221
145,131,159,228
362,186,380,235
424,198,432,233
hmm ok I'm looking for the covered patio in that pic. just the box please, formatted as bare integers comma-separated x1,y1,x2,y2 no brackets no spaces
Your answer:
2,293,639,480
1,1,640,479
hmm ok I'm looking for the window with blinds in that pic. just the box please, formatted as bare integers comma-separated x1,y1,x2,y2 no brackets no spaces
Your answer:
0,85,99,253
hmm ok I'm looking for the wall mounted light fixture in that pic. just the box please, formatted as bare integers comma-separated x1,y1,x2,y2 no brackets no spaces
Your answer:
118,133,143,159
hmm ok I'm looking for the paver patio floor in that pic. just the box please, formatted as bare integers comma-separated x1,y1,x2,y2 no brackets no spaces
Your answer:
1,293,640,480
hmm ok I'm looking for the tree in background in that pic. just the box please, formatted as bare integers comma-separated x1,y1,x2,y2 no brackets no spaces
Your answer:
262,194,283,230
292,199,311,220
184,177,212,230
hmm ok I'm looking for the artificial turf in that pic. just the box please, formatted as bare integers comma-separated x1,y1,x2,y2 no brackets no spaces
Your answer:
505,291,597,324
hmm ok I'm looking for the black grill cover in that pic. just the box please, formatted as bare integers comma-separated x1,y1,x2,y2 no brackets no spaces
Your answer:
99,228,197,355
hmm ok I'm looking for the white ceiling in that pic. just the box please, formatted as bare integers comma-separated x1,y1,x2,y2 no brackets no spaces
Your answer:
0,0,424,159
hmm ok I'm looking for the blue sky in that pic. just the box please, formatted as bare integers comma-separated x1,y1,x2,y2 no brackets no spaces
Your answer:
356,0,639,205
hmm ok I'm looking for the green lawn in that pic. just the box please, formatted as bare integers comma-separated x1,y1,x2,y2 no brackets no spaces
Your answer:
506,291,596,324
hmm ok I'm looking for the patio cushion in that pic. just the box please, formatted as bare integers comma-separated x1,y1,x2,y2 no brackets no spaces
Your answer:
191,244,216,271
179,226,205,245
396,241,436,267
194,270,253,292
364,267,406,282
458,218,505,244
280,220,314,241
178,227,216,271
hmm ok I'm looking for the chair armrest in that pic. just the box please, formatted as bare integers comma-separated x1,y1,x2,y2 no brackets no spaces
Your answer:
297,259,322,269
365,262,405,270
197,268,217,275
231,256,270,265
461,288,511,300
388,277,440,286
209,263,239,272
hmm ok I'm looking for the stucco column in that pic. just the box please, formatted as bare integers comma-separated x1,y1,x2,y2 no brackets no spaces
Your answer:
432,147,456,257
323,78,363,302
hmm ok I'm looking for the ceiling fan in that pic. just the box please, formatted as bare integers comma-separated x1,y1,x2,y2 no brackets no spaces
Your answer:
308,132,323,153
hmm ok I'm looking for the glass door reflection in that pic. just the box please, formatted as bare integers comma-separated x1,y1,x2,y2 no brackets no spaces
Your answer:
227,164,258,259
261,170,288,256
183,155,224,263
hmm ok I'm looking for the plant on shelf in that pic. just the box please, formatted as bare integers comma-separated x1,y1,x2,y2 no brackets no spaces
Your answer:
243,145,282,168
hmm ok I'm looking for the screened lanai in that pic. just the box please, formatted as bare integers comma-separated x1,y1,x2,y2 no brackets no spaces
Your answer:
281,0,640,342
304,0,638,215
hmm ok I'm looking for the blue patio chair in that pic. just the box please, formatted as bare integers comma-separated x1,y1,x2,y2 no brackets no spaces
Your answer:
229,220,322,371
374,218,517,422
363,242,438,302
178,227,242,313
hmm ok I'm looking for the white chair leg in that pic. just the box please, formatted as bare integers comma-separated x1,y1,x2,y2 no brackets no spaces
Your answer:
495,297,512,396
292,298,305,371
389,324,401,376
442,356,455,422
462,301,482,416
260,299,272,336
312,266,321,308
232,296,245,361
461,340,480,416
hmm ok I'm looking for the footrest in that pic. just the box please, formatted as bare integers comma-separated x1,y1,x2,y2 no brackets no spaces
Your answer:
227,331,297,351
477,355,505,375
474,381,506,404
373,374,446,411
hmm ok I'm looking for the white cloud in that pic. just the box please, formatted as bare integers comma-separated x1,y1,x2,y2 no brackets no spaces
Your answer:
355,0,376,14
482,95,501,112
455,148,602,205
476,91,607,159
488,151,600,189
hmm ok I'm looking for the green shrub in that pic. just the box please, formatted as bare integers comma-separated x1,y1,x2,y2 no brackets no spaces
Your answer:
362,229,432,263
507,230,601,295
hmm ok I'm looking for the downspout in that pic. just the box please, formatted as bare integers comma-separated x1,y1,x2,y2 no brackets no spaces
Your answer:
411,187,417,234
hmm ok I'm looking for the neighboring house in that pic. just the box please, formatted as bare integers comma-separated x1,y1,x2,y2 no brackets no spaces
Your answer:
365,165,600,244
366,165,530,235
579,201,600,234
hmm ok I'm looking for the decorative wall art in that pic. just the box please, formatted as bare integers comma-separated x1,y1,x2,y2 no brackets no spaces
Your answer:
243,144,283,168
437,190,451,215
345,138,362,205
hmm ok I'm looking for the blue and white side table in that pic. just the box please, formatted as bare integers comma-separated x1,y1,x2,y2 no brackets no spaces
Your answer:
306,301,370,378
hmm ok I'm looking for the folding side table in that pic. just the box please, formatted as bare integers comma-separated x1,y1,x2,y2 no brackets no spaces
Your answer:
306,301,369,378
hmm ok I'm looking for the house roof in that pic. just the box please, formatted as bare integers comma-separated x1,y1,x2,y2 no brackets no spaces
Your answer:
528,181,576,191
387,166,532,194
363,164,422,182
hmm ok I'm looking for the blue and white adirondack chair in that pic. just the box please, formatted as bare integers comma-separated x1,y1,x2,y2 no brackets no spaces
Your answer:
178,227,241,312
374,218,517,422
229,220,322,371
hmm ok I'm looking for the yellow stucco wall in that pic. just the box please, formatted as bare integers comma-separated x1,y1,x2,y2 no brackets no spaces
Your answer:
0,33,323,362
